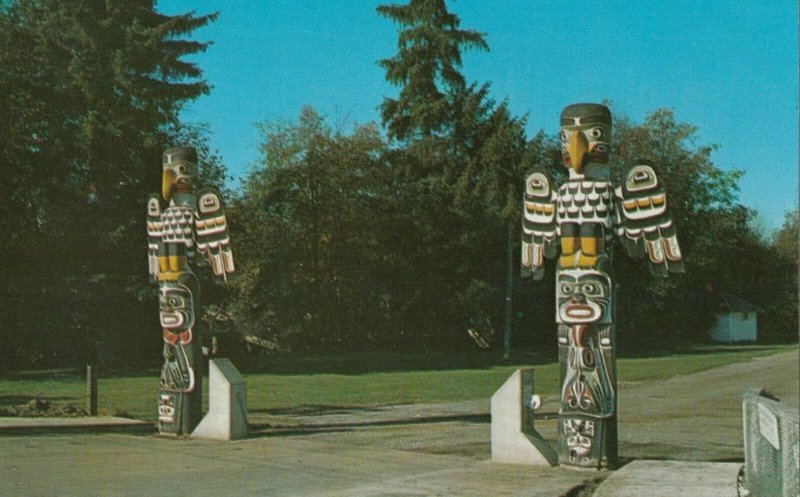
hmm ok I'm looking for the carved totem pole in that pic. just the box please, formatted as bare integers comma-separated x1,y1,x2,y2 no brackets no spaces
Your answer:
521,103,683,468
147,147,235,435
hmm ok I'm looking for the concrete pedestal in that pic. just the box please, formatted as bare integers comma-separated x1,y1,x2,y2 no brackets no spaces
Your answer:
491,368,557,466
192,359,248,440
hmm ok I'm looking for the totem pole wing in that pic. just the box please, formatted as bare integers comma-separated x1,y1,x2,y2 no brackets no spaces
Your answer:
521,168,558,281
195,188,236,281
614,160,684,276
147,193,162,283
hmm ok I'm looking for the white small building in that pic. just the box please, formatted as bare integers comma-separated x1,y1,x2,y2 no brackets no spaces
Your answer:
709,293,760,343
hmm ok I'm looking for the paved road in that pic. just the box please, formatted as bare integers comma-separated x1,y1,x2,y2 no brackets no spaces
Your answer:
617,350,798,461
0,349,796,496
0,428,598,497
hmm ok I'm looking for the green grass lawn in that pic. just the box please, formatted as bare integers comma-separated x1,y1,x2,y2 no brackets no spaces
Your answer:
0,345,794,421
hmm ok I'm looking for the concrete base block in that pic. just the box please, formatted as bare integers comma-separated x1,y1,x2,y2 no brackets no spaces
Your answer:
491,368,557,466
192,359,248,441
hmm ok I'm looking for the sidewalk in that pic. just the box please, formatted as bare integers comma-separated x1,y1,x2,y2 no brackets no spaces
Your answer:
594,460,742,497
0,425,595,497
0,408,745,497
0,415,153,435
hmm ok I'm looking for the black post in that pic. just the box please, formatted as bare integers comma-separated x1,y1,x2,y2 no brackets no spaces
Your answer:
503,219,514,360
86,364,98,416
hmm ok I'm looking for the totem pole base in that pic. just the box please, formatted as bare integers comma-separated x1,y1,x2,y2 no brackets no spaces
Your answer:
491,368,557,466
557,414,617,470
192,359,248,441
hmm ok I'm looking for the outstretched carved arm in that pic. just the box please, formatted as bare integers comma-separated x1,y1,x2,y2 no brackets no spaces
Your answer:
614,160,684,276
195,188,236,281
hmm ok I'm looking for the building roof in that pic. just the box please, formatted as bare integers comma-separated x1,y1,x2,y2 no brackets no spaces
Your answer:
717,293,763,314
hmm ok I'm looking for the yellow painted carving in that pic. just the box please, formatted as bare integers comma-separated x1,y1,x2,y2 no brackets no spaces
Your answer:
567,131,588,172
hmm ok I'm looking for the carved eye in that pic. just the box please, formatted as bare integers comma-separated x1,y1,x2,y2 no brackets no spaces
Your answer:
198,193,221,214
560,131,568,141
627,164,658,192
588,128,603,139
169,297,180,307
527,173,549,195
595,144,608,153
561,283,574,295
178,165,187,173
583,283,605,297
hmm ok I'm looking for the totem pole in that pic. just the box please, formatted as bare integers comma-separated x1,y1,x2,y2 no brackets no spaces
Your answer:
521,103,683,468
147,147,235,435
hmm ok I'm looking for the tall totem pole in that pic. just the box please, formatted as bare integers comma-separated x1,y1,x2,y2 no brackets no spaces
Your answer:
147,147,236,436
521,103,684,468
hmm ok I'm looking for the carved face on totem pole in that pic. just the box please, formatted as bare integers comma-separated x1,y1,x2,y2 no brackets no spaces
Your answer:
159,282,195,339
557,269,614,417
563,418,597,463
559,103,612,180
556,269,612,325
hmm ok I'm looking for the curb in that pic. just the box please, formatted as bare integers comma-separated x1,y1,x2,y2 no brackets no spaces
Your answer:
0,417,155,436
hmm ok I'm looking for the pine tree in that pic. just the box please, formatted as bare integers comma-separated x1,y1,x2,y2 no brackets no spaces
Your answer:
0,0,218,368
377,0,488,142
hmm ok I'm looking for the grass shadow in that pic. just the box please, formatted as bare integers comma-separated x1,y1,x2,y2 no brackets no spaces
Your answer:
249,404,385,416
247,412,489,438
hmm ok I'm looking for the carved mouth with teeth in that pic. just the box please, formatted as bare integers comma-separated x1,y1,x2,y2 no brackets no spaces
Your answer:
160,312,185,329
561,303,600,323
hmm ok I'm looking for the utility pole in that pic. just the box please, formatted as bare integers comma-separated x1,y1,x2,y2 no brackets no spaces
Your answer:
503,219,514,360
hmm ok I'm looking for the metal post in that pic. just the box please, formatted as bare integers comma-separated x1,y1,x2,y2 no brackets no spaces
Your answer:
503,219,513,360
86,364,98,416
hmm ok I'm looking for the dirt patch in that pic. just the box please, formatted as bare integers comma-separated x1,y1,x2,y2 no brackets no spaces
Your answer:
0,398,88,417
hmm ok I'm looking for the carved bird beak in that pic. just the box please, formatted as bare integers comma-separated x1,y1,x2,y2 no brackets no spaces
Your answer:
567,131,589,173
162,169,176,200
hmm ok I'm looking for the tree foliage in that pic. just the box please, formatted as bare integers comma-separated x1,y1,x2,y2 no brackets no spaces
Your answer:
0,0,217,369
224,1,796,357
377,0,488,142
226,109,394,351
606,108,794,348
2,0,794,370
760,210,799,342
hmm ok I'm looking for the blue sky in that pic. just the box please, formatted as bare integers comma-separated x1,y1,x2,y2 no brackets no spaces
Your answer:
158,0,798,229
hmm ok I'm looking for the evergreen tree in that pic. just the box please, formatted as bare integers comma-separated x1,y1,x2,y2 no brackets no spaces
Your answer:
377,0,488,142
377,1,537,349
0,0,217,369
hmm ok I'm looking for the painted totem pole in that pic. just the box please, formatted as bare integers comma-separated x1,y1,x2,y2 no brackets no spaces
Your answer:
147,147,235,435
521,103,683,468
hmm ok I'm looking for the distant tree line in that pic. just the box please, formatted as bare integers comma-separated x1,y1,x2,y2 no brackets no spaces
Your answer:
1,0,796,370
